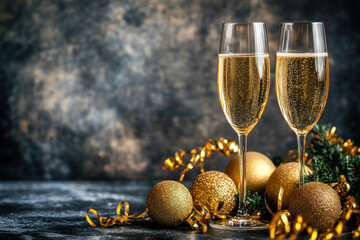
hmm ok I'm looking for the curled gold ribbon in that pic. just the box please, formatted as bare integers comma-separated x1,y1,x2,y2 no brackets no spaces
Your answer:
163,138,238,182
186,204,212,233
265,187,284,216
277,187,284,212
269,210,291,240
185,200,230,233
86,201,148,227
269,207,360,239
269,210,319,240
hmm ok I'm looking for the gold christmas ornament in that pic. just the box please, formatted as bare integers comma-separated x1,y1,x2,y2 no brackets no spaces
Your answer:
265,162,310,212
146,180,193,226
190,171,237,216
225,151,276,194
289,182,342,232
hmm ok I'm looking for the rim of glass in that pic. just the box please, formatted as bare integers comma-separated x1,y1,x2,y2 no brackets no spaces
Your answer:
222,22,266,25
280,21,324,25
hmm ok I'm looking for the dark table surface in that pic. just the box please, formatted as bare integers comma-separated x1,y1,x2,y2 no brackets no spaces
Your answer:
0,181,355,240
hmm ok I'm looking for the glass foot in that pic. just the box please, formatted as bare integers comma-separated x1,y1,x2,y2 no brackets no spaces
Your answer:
209,216,268,231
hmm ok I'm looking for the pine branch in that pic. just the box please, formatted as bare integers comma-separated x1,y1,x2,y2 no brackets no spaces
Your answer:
235,189,268,215
305,124,360,203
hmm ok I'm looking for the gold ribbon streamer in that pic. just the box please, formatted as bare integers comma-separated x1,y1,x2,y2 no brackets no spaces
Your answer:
86,201,148,227
186,204,212,234
264,187,284,216
269,210,291,240
277,187,284,212
185,200,230,233
269,206,360,239
163,138,238,182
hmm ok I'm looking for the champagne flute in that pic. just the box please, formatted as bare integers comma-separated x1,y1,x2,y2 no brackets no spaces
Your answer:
211,22,270,230
276,22,329,186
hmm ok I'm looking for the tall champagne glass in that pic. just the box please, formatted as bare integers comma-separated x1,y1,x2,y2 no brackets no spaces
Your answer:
276,22,329,186
212,22,270,230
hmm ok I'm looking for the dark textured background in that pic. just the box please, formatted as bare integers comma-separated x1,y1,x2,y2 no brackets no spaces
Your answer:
0,0,359,180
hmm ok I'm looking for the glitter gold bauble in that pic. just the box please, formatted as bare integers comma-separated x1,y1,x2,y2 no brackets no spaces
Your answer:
189,171,237,216
265,162,310,211
146,180,193,226
289,182,342,232
225,151,276,194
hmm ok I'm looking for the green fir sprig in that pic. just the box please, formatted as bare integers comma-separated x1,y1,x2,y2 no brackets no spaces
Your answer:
235,189,268,216
305,124,360,203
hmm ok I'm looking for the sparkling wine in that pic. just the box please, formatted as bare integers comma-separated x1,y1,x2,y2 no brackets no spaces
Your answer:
276,53,329,135
218,54,270,134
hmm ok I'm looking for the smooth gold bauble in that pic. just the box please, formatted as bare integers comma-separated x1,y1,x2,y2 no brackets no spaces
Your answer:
265,162,310,211
146,180,193,226
189,171,237,216
289,182,342,232
225,151,276,194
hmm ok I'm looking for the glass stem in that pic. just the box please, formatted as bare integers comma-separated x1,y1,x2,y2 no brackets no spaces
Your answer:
237,133,248,217
297,134,307,186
